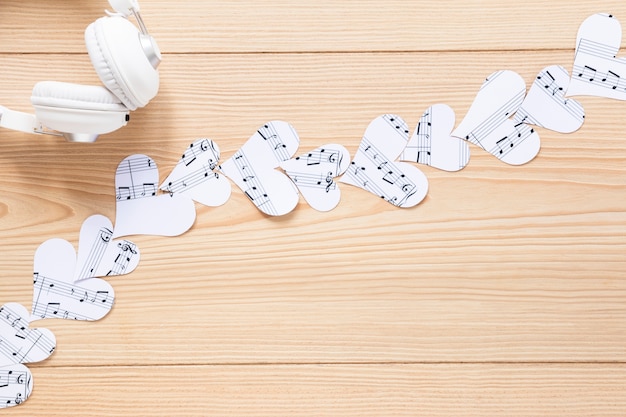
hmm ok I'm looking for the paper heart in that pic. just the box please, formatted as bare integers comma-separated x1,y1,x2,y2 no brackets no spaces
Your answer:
0,303,55,366
32,239,115,322
567,13,626,100
514,65,585,133
0,364,33,408
280,144,351,212
74,214,140,282
452,70,540,165
160,138,232,207
114,154,196,238
219,121,301,216
339,114,428,208
400,104,470,171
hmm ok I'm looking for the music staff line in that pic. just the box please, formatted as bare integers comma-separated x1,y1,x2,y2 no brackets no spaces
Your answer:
284,170,337,192
76,227,112,280
380,114,412,145
116,182,158,201
487,122,535,160
0,307,55,363
534,70,586,122
462,89,525,148
573,63,626,93
181,138,220,168
226,151,279,215
256,124,294,162
32,273,113,318
162,164,220,195
114,156,156,176
345,137,417,207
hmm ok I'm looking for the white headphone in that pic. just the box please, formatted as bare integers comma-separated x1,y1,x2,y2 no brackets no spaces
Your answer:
0,0,161,142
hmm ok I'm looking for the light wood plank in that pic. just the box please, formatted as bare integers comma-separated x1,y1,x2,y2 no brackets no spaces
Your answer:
3,364,626,416
2,1,626,53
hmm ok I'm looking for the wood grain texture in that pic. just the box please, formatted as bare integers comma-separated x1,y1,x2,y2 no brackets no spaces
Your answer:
0,0,625,415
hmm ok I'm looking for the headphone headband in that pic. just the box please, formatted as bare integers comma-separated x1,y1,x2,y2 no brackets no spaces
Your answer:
106,0,140,17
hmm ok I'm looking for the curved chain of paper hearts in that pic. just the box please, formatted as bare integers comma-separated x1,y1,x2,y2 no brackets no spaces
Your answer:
1,11,622,410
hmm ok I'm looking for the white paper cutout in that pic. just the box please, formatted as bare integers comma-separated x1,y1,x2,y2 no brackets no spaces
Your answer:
160,138,232,207
339,114,429,208
568,13,626,100
74,215,140,282
114,154,196,238
219,121,301,216
0,364,33,408
400,104,470,171
32,239,115,322
0,303,55,366
280,144,351,212
514,65,585,133
452,70,540,165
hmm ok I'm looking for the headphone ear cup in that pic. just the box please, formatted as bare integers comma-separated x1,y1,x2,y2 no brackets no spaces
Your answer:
85,16,159,111
31,81,130,142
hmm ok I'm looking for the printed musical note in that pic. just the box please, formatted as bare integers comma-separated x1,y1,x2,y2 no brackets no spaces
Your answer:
219,121,301,216
0,303,55,366
114,154,196,238
74,215,140,281
567,13,626,100
280,144,351,212
114,155,157,201
340,114,428,208
160,138,232,207
400,104,470,171
31,239,115,322
514,65,585,133
452,70,541,165
0,364,33,408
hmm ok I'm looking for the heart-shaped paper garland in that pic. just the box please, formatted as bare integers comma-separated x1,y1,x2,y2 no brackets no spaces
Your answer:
400,104,470,171
32,239,115,322
219,121,301,216
0,364,33,408
340,114,429,208
74,215,140,282
514,65,585,133
280,144,351,212
452,70,541,165
568,13,626,100
4,11,624,410
114,154,196,238
160,138,232,207
0,303,55,367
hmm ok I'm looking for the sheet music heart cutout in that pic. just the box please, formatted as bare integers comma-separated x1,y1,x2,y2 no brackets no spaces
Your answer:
0,364,33,409
114,154,196,237
219,121,301,216
280,144,351,212
568,13,626,100
0,303,55,366
452,70,541,165
160,138,231,207
400,104,470,171
74,215,140,282
32,239,115,322
340,114,428,208
515,65,585,133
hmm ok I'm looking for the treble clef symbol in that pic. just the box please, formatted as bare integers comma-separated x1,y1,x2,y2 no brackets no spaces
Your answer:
100,228,112,243
117,242,138,255
325,172,334,193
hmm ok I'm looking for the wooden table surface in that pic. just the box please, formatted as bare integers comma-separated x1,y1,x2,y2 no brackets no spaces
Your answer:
1,1,626,415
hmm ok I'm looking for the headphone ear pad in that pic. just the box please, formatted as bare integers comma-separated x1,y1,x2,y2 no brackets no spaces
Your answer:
85,16,159,111
31,81,130,140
